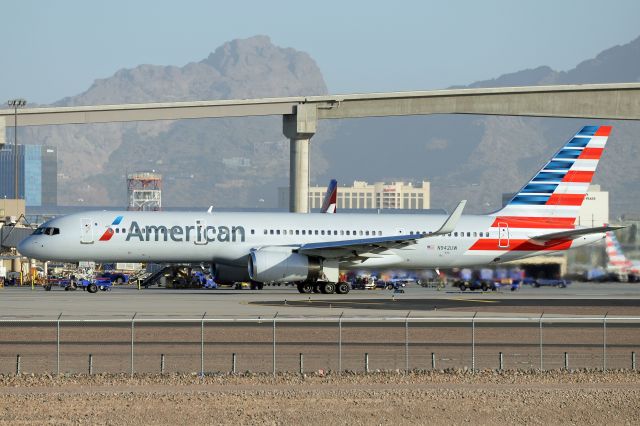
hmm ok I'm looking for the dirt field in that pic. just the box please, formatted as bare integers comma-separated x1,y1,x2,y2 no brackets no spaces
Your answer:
0,371,639,425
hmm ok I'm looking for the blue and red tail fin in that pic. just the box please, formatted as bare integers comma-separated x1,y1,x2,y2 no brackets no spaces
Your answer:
321,179,337,213
492,125,611,224
606,231,631,269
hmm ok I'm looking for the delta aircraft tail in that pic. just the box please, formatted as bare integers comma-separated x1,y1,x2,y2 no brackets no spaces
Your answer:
493,125,612,227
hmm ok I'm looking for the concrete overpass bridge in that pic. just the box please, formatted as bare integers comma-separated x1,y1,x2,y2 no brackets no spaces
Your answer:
1,83,640,212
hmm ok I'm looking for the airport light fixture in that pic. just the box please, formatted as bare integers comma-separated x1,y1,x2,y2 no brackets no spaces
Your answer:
7,99,26,199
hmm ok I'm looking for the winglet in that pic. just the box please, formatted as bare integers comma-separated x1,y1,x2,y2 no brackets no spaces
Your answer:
432,200,466,235
207,206,213,214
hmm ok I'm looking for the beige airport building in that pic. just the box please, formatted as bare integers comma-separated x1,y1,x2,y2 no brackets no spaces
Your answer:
279,180,430,211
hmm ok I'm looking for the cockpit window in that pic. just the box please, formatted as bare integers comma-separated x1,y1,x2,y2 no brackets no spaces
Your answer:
33,227,60,236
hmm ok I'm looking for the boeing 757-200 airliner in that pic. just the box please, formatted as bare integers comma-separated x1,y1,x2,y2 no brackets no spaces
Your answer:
19,126,619,294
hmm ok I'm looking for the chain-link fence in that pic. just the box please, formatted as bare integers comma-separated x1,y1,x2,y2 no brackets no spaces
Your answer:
1,314,639,375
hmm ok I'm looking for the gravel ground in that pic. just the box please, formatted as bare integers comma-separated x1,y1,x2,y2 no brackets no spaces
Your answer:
0,370,639,425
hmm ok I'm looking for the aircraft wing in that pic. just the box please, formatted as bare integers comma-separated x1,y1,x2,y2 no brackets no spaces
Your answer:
531,225,625,242
295,233,424,259
294,200,466,260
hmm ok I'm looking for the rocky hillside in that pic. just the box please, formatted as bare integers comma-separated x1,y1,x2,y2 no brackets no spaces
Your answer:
322,36,640,217
25,36,330,207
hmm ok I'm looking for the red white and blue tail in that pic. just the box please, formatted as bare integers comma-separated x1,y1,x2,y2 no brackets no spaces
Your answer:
492,125,611,224
605,231,632,269
321,179,338,214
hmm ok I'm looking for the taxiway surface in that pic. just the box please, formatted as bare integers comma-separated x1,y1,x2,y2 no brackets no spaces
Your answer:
0,282,638,319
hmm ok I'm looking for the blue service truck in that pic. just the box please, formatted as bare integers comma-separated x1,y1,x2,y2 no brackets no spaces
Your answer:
45,276,112,293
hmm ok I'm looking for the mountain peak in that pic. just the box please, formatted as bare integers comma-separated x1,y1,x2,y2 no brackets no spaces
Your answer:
201,35,326,96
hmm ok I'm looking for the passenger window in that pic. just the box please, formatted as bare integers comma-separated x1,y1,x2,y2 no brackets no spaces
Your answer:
378,231,382,236
359,230,363,236
251,229,255,235
122,228,126,234
467,232,471,237
334,230,338,235
295,230,299,235
302,230,306,235
454,232,458,237
340,230,344,235
315,230,319,235
365,231,370,236
321,230,325,235
473,232,477,237
346,231,350,236
276,230,280,235
115,228,120,233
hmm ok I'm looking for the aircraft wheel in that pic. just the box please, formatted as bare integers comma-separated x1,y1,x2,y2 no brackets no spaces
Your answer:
297,282,313,293
460,285,466,291
320,282,336,294
336,282,350,295
87,284,98,294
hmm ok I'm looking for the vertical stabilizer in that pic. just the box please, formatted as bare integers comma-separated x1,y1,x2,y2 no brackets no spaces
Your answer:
493,125,611,223
605,231,631,269
321,179,337,213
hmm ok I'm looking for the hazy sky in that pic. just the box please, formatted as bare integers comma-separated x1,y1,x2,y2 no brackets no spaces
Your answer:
3,0,640,104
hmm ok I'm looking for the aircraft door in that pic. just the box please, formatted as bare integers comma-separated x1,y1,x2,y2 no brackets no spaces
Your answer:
498,223,509,248
80,218,94,244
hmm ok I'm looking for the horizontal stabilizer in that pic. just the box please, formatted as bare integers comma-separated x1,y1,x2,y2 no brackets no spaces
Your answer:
532,225,624,242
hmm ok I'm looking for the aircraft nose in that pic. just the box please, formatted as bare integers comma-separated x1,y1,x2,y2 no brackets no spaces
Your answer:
17,236,40,259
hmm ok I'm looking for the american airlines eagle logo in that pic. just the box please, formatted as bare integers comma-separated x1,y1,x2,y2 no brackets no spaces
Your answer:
98,216,124,241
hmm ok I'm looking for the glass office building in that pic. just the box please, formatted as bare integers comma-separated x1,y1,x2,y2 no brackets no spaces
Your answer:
0,144,57,206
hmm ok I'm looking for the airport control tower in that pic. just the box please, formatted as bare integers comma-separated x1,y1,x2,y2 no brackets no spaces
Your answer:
127,172,162,211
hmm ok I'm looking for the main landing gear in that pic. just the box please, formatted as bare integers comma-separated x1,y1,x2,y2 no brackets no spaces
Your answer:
297,281,350,295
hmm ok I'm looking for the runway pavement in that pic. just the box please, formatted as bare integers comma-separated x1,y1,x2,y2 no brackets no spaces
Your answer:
0,282,639,319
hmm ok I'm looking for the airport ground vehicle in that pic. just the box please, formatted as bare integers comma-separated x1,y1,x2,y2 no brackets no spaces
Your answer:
45,276,112,293
98,271,129,284
531,278,570,288
455,279,497,291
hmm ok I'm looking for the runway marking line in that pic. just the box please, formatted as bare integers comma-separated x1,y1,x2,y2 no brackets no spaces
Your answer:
447,298,498,303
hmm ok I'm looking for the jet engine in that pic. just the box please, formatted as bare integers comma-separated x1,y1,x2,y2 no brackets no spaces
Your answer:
210,263,250,283
248,249,321,283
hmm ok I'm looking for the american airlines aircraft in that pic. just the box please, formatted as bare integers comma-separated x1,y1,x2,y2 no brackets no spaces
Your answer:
605,231,640,276
19,125,619,295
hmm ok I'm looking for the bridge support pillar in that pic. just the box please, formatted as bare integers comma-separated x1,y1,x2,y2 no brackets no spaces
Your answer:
283,104,317,213
0,116,5,148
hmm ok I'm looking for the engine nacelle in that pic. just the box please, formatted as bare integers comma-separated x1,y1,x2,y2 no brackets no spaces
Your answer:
248,249,321,283
210,263,250,283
